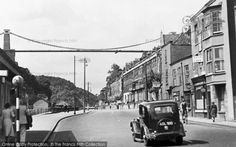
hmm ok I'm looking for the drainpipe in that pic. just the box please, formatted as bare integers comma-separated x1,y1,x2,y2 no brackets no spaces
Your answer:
181,62,185,98
145,63,148,101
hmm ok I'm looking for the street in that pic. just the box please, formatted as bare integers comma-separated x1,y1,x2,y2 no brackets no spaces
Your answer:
45,109,236,147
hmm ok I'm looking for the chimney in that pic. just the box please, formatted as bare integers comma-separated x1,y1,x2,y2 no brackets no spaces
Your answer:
3,29,15,61
4,29,10,50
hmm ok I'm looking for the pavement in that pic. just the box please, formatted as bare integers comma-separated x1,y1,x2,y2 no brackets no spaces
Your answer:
26,110,89,143
29,110,85,131
187,116,236,128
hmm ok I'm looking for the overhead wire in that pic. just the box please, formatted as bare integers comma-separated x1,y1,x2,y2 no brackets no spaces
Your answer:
10,32,160,51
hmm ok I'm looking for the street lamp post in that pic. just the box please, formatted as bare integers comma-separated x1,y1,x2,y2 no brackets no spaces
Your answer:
12,75,24,145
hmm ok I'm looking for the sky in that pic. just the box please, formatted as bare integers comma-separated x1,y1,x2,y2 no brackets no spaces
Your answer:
0,0,209,94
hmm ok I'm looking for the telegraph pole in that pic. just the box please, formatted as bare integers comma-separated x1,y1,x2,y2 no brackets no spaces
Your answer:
79,57,90,113
87,82,90,107
145,63,148,101
84,59,86,112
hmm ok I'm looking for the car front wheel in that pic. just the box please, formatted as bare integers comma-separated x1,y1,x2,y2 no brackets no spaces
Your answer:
175,136,183,145
144,138,153,146
132,133,137,142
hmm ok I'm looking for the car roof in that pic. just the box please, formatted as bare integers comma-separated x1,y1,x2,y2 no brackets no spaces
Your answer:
139,100,177,107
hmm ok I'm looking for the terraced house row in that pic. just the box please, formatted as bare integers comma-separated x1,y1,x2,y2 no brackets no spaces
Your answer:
107,0,236,121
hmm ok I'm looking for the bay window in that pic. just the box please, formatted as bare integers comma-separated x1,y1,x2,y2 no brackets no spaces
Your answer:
205,47,224,74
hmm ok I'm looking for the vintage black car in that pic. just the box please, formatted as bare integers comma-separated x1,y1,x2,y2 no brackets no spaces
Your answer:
130,100,186,146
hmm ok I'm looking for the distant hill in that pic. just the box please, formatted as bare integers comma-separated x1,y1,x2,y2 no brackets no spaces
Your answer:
36,75,98,108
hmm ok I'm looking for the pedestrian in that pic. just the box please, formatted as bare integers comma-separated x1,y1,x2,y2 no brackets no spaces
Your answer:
116,103,119,110
210,102,217,122
180,98,188,124
133,99,135,109
2,103,15,142
18,99,30,142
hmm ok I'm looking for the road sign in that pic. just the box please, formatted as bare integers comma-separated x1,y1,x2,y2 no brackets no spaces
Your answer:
0,70,8,76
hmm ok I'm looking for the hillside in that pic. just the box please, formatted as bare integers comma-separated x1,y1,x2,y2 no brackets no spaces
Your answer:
36,75,98,108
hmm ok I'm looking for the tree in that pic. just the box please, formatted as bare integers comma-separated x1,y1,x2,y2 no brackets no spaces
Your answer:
106,64,123,85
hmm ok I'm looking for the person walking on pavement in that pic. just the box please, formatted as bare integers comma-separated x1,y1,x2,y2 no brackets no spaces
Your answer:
180,98,188,124
19,99,30,142
2,103,15,142
210,102,217,122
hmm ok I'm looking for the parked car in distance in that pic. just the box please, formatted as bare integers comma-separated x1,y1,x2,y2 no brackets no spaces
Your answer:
130,100,186,146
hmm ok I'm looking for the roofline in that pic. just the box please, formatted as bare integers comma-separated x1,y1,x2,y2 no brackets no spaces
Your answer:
191,0,216,21
0,48,20,75
122,51,159,76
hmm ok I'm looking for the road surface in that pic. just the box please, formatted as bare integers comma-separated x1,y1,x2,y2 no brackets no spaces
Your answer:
46,109,236,147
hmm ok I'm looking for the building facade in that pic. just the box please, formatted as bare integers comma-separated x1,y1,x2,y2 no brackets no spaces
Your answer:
108,79,122,102
160,33,192,104
222,0,236,120
190,0,227,119
122,50,161,105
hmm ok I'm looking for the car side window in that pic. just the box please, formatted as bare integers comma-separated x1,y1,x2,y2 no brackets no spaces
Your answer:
139,106,147,118
139,106,143,116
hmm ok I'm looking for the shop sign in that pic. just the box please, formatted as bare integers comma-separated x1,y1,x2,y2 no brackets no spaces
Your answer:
152,81,161,88
193,55,203,63
0,70,8,76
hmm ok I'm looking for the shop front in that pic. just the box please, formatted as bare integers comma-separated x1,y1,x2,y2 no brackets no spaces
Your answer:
191,75,210,118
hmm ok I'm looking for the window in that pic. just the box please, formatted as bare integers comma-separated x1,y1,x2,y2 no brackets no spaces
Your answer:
212,11,222,33
165,50,167,64
206,49,212,61
214,47,224,71
215,47,223,59
184,65,190,84
194,24,199,44
206,47,224,73
172,69,177,86
203,13,212,39
154,106,173,114
215,61,224,71
206,49,213,73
